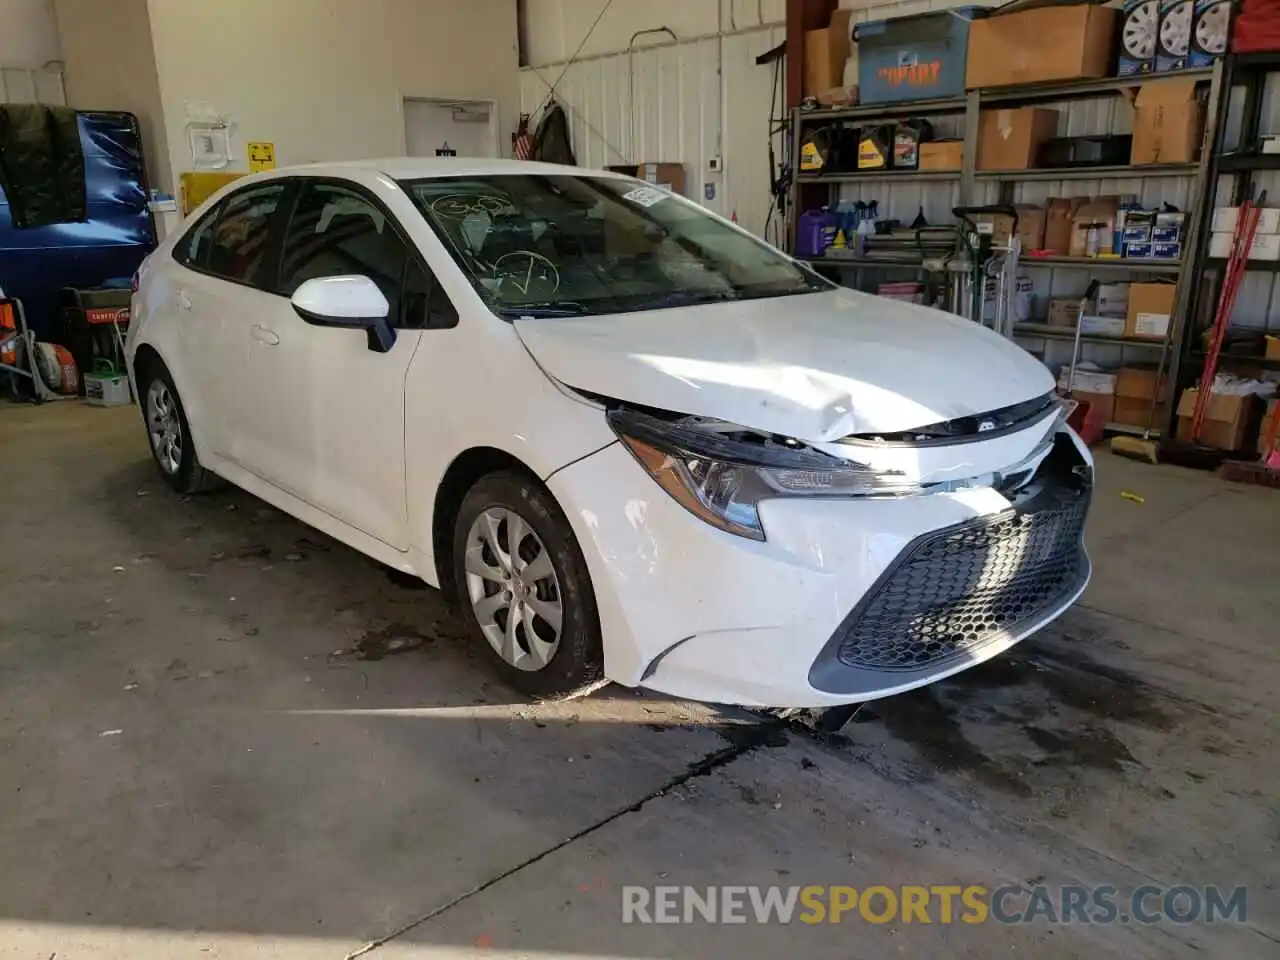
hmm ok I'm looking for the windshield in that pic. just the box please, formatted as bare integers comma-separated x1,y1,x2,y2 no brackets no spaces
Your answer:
398,174,830,318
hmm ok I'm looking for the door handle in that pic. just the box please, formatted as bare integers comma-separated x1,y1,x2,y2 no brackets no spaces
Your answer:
176,291,193,311
251,324,280,346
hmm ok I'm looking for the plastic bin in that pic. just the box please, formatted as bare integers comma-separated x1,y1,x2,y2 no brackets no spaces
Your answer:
854,7,987,104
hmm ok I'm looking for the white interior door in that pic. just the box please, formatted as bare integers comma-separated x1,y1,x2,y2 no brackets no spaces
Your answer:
404,99,496,158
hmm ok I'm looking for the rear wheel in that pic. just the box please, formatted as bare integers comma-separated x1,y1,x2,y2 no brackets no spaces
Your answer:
137,360,221,494
452,471,603,698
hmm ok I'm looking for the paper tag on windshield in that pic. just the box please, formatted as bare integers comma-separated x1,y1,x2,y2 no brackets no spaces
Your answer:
622,185,668,208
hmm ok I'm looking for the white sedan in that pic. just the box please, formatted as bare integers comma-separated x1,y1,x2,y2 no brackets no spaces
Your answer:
127,158,1092,707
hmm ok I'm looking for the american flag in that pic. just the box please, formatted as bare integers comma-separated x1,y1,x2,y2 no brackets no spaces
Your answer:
513,114,534,161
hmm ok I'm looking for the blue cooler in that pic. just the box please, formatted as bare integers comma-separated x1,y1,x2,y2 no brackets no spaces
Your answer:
854,7,987,104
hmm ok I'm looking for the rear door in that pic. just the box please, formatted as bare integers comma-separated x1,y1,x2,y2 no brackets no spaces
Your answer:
170,180,289,459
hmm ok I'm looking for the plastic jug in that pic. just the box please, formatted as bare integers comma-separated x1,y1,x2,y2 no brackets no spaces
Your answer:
796,207,838,258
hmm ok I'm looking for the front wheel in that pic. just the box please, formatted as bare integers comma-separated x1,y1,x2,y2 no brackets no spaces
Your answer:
137,360,221,494
452,471,603,698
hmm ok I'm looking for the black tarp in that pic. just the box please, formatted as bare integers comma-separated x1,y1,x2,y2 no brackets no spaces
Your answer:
0,104,87,229
532,101,576,166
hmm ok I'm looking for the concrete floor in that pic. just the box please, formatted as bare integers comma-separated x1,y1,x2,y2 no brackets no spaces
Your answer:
1,400,1277,959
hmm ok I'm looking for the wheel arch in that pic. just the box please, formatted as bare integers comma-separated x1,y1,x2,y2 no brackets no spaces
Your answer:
431,446,546,594
130,342,165,383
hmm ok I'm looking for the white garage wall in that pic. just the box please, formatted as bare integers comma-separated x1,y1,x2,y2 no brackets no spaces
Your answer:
144,0,519,192
0,0,64,104
54,0,167,189
0,0,60,68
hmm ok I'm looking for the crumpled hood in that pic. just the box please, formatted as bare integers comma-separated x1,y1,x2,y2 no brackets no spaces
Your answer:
515,289,1054,442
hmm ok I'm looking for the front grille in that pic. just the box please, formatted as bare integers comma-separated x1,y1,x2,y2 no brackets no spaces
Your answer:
833,457,1089,673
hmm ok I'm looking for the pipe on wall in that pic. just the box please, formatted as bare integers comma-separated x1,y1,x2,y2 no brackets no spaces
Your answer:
627,26,678,160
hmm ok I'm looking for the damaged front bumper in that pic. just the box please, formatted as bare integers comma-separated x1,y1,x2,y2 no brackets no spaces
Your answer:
547,408,1093,708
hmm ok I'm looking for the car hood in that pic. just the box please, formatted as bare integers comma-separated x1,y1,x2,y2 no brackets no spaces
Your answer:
514,289,1054,442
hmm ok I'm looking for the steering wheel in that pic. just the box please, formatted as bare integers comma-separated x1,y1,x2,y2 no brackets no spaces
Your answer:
430,193,510,221
492,250,561,301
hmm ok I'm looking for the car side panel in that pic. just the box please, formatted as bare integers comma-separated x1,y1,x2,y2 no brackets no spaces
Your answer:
308,170,621,584
401,312,618,586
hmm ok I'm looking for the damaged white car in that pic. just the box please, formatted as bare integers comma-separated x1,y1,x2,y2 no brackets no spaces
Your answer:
127,158,1092,707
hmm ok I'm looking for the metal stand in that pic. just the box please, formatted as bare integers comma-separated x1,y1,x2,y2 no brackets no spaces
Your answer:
1,298,62,403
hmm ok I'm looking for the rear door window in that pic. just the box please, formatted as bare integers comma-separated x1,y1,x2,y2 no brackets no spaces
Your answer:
205,183,287,287
173,204,221,270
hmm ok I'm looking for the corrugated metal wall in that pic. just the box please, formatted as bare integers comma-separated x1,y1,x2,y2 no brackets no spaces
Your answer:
522,0,1279,344
519,23,787,240
0,66,65,105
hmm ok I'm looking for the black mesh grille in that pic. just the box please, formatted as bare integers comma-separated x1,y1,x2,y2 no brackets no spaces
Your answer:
834,485,1088,672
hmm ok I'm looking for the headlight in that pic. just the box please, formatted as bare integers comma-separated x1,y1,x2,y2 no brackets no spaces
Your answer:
608,409,916,541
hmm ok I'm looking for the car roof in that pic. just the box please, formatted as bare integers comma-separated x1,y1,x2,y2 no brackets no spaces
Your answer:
260,157,631,182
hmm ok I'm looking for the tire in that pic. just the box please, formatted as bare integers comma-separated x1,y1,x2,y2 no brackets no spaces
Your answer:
136,358,222,495
452,470,603,698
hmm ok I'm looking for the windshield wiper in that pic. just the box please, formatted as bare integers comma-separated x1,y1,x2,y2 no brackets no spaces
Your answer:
645,289,740,309
496,301,591,318
734,283,825,301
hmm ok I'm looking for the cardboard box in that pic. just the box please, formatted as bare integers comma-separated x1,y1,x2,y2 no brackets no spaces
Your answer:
1096,282,1130,317
977,108,1059,170
1125,281,1176,338
1074,390,1116,423
1123,224,1152,244
1116,365,1168,401
640,162,685,196
1131,79,1204,165
1118,0,1157,76
608,163,687,196
1047,297,1082,328
1212,206,1280,234
1114,395,1168,427
1266,336,1280,361
1080,315,1126,337
1259,399,1280,455
1213,231,1280,260
1070,197,1119,257
1058,369,1117,395
966,5,1117,89
970,204,1046,251
1152,210,1186,241
1176,389,1257,450
1012,205,1047,251
1044,198,1081,254
804,10,854,97
1115,365,1170,424
1111,358,1172,427
1251,234,1280,261
920,141,963,171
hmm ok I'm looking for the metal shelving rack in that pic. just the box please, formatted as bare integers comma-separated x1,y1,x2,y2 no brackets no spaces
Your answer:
1176,50,1280,429
787,63,1227,438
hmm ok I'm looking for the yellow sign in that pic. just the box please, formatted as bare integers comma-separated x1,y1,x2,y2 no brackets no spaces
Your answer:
247,141,276,173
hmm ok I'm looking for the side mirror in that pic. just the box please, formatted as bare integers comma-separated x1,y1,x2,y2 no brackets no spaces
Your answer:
291,275,396,353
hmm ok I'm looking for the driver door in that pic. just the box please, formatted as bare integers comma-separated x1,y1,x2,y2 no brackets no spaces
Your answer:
237,179,426,550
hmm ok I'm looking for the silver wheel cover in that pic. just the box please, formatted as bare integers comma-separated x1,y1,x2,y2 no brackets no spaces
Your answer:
146,380,182,476
464,507,564,671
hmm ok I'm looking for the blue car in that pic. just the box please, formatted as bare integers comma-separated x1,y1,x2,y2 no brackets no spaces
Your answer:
0,110,155,341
